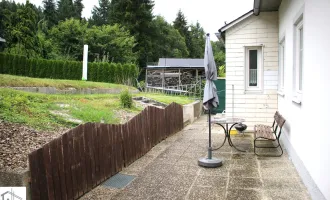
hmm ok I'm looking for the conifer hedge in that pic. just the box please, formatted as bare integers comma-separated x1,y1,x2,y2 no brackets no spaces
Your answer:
0,53,139,85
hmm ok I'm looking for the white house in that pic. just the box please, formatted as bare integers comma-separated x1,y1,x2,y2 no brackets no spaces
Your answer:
217,0,330,199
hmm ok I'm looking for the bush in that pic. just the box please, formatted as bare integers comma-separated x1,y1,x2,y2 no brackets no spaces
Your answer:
120,89,133,108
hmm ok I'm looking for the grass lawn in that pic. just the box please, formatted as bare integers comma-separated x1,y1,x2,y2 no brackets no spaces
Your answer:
0,74,134,90
0,88,195,131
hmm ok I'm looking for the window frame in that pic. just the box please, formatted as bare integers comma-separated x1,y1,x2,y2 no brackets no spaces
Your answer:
245,46,263,93
278,37,285,96
293,16,304,103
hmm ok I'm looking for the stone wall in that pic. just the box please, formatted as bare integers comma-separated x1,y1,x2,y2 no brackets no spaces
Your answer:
183,100,202,125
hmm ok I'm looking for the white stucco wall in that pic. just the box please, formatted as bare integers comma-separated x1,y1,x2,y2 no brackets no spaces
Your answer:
278,0,330,199
225,12,279,130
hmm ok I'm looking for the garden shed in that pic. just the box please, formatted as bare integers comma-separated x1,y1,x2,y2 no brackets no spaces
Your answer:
145,58,205,95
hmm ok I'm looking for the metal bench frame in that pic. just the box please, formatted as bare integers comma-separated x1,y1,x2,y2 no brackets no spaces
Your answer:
254,111,286,157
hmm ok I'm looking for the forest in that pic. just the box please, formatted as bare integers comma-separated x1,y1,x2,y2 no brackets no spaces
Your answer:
0,0,225,69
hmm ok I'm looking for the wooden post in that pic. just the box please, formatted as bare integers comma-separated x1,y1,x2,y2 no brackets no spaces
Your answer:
179,69,181,87
145,68,148,92
162,69,165,93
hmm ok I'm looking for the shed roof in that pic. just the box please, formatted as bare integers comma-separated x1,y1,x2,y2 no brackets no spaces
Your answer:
0,37,6,42
147,58,204,69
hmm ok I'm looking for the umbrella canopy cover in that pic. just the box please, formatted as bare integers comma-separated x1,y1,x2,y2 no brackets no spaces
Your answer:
203,34,219,110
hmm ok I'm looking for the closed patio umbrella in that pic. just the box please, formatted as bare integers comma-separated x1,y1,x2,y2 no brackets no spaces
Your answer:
198,33,222,168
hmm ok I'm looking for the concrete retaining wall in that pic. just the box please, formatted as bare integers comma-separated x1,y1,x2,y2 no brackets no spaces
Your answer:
4,87,139,94
0,170,31,200
183,100,203,125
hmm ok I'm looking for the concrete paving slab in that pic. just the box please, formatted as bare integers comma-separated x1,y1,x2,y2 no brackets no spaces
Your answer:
187,186,226,200
80,115,312,200
226,189,263,200
228,177,262,189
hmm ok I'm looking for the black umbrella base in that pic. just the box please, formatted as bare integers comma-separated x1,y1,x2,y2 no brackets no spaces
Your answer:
198,157,223,168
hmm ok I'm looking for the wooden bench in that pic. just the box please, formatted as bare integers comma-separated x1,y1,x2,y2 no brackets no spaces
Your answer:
254,111,286,156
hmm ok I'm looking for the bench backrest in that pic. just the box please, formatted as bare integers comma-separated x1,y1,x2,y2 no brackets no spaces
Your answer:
274,111,286,128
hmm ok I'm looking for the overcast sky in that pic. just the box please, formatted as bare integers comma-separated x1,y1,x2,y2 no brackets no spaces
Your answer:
16,0,254,40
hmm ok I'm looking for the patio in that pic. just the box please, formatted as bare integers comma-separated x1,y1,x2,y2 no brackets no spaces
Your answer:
80,115,311,200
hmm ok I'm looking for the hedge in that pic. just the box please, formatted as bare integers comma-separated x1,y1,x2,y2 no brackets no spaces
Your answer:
0,53,139,85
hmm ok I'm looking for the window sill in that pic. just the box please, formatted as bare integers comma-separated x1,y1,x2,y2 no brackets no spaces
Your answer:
292,96,302,104
277,91,285,97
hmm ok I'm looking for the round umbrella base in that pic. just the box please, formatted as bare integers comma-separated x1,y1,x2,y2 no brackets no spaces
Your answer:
198,157,223,168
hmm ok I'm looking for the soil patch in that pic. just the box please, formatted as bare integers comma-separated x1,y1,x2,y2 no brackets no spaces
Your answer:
0,121,68,171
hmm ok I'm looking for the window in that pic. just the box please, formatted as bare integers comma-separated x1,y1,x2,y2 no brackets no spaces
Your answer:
278,38,285,95
245,47,263,92
293,16,303,103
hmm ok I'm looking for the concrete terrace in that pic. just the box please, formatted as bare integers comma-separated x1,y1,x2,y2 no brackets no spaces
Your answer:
80,115,311,200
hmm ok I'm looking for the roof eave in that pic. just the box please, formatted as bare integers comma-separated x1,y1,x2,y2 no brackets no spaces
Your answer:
217,10,254,43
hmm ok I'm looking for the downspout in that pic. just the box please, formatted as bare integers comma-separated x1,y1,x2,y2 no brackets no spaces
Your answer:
254,0,261,16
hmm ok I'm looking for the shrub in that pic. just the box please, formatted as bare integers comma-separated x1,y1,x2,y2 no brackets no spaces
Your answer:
120,89,133,108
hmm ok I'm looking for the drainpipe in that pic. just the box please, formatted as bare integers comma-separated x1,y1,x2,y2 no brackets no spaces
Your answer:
253,0,261,16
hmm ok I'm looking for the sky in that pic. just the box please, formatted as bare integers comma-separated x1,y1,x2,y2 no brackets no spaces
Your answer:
16,0,254,41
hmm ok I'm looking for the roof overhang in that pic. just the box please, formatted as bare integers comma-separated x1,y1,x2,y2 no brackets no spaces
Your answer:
217,10,254,42
254,0,282,15
217,0,282,42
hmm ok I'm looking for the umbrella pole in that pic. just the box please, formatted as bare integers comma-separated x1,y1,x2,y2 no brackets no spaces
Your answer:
208,109,212,159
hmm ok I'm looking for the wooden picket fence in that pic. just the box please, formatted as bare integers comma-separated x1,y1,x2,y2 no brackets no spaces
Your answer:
28,103,183,200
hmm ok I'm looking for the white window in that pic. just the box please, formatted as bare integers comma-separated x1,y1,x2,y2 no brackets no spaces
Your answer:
245,46,263,92
293,16,303,103
278,38,285,95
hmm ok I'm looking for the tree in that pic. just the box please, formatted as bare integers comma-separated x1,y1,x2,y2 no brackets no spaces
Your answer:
109,0,155,67
150,16,188,60
84,24,137,63
49,18,87,59
212,40,226,67
73,0,84,20
10,0,39,57
173,9,188,38
42,0,57,28
187,22,205,58
57,0,74,21
90,0,111,26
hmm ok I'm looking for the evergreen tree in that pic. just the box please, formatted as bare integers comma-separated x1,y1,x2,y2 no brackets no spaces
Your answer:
173,9,192,57
90,0,111,26
57,0,74,21
11,0,38,57
42,0,57,28
187,22,205,58
173,9,188,38
73,0,84,20
109,0,155,67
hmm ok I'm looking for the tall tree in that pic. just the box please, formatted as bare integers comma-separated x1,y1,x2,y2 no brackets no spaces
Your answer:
150,16,188,60
109,0,155,67
90,0,111,26
42,0,57,28
57,0,74,21
49,18,87,59
85,24,137,63
9,0,39,57
187,22,205,58
73,0,84,20
173,9,188,38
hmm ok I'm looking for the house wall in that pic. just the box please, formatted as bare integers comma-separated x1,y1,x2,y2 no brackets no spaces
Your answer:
225,12,279,130
278,0,330,199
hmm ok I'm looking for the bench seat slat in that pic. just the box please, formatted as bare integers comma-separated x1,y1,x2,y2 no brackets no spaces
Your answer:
254,124,276,140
